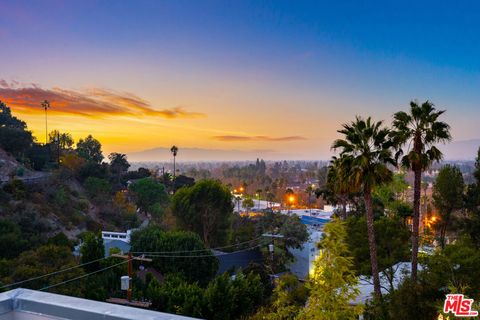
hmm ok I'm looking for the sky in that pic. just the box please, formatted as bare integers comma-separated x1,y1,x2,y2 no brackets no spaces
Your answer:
1,0,480,160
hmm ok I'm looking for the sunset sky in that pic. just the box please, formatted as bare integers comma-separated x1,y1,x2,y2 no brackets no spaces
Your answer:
1,1,480,160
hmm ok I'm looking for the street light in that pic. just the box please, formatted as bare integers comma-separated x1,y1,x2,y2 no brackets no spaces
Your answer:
288,195,295,204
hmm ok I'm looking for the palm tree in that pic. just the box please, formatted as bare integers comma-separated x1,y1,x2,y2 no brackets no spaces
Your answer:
41,100,50,144
391,101,451,282
170,145,178,180
324,157,359,220
332,116,395,297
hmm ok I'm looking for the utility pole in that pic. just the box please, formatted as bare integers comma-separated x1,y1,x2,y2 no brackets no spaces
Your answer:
110,253,152,303
262,233,284,275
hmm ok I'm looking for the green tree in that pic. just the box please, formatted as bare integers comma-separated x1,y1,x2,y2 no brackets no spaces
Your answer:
256,211,308,272
346,216,410,292
391,100,451,281
299,218,362,320
131,226,218,284
129,177,168,218
465,147,480,246
108,152,130,175
0,219,28,259
76,135,104,163
319,157,360,219
0,102,33,158
80,232,105,272
250,274,308,320
332,116,395,296
48,130,74,150
204,272,265,320
172,179,233,247
6,245,84,296
433,165,464,248
147,274,205,317
84,177,112,201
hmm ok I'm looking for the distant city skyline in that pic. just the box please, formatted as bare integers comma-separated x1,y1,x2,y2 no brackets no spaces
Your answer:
1,1,479,159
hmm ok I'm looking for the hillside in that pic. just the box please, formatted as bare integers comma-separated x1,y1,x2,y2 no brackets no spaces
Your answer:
0,148,120,240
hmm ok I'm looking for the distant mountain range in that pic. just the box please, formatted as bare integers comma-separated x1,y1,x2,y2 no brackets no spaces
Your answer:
127,147,298,162
127,139,480,162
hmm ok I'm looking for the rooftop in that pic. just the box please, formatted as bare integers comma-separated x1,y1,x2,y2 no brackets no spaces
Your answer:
0,289,197,320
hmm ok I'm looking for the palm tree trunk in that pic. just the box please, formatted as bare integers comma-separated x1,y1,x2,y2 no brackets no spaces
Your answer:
365,190,381,297
173,156,176,180
411,167,421,282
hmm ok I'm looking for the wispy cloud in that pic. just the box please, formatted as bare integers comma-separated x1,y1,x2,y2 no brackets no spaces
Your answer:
0,80,205,119
212,135,306,142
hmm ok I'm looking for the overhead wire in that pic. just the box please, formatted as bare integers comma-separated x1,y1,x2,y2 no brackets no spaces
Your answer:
0,256,111,290
4,241,265,291
130,236,264,254
39,260,129,291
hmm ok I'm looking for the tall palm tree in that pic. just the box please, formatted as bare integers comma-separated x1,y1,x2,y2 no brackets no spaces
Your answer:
332,116,395,297
391,100,451,282
170,145,178,180
41,100,50,144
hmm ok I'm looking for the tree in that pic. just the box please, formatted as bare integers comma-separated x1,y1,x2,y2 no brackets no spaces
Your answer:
250,274,308,320
7,244,84,296
299,218,362,320
60,153,85,175
254,211,308,272
171,145,178,180
108,153,130,175
332,116,395,297
48,130,74,150
346,216,410,292
465,147,480,246
129,178,168,218
76,135,104,163
243,196,255,211
475,147,480,183
171,179,233,247
131,226,218,284
147,274,205,317
41,100,50,144
112,191,139,229
433,165,464,248
0,102,34,158
0,219,28,259
84,177,111,202
319,157,360,219
80,232,105,272
204,272,265,320
391,100,451,281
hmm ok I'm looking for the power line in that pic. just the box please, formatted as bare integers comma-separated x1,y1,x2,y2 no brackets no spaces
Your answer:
143,244,262,258
0,256,110,290
130,236,264,254
35,245,263,292
3,240,265,292
40,260,129,292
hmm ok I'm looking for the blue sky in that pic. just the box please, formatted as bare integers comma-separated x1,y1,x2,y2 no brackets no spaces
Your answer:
1,0,479,158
